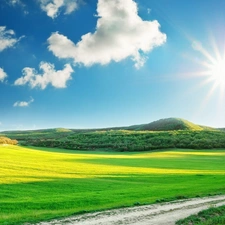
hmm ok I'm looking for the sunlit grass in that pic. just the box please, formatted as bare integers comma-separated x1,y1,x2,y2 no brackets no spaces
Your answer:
1,145,225,224
1,146,225,184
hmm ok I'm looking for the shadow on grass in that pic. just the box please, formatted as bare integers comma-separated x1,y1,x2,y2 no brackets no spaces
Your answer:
1,175,225,225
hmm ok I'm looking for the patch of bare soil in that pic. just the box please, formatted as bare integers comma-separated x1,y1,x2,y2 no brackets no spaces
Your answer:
31,195,225,225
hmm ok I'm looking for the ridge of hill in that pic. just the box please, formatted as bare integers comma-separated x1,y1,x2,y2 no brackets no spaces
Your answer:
132,118,206,131
0,118,218,135
1,118,225,151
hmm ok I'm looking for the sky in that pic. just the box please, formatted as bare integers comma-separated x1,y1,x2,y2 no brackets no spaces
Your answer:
1,0,225,131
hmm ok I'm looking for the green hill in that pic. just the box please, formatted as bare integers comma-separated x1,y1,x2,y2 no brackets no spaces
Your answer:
99,118,215,132
1,118,223,151
134,118,205,131
0,118,216,136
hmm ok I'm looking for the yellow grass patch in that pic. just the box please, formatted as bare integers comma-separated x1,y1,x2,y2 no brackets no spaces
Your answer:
1,145,225,184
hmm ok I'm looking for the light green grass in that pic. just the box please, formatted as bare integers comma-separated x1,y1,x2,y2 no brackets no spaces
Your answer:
1,145,225,224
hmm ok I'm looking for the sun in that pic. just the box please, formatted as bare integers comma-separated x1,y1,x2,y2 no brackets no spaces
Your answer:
209,58,225,88
190,39,225,94
181,38,225,115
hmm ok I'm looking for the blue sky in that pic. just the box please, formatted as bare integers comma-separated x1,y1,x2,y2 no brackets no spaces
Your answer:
1,0,225,131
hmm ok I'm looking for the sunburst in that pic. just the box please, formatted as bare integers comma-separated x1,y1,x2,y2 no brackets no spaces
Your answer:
190,39,225,98
208,58,225,89
177,38,225,121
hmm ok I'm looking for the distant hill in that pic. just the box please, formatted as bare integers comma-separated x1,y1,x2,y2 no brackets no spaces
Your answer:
1,118,225,151
218,128,225,132
0,118,217,136
131,118,207,131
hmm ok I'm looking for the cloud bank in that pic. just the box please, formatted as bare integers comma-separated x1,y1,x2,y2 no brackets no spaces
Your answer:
48,0,166,69
0,68,7,82
0,26,21,52
13,97,34,107
39,0,79,18
14,62,74,89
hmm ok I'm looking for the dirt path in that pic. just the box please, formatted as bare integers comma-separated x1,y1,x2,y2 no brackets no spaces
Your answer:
33,195,225,225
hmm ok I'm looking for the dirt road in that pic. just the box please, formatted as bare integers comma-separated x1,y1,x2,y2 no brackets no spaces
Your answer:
33,195,225,225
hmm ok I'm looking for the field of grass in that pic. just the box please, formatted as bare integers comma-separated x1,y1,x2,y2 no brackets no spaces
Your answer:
1,145,225,224
176,205,225,225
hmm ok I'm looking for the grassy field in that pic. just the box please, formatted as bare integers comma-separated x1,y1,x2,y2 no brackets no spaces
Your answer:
176,205,225,225
1,145,225,224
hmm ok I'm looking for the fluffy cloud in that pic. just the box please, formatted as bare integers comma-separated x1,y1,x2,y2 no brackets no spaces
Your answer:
48,0,166,69
0,68,7,82
13,97,34,107
14,62,74,89
39,0,78,18
0,26,22,52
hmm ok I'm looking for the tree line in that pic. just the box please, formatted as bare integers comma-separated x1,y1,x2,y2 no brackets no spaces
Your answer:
19,130,225,151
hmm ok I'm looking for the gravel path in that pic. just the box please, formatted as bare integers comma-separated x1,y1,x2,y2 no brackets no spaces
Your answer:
32,195,225,225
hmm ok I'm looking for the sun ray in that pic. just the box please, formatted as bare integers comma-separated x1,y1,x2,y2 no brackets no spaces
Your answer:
191,38,225,94
179,36,225,122
192,41,217,64
208,32,222,61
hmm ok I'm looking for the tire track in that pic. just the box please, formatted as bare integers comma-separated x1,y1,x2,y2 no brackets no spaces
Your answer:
31,195,225,225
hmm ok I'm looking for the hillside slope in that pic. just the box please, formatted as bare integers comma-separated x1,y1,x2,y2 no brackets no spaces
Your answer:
134,118,205,131
0,118,216,135
1,118,223,151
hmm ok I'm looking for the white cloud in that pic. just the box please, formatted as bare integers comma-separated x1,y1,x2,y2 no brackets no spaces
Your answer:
7,0,28,14
64,1,78,15
9,0,22,6
48,0,166,69
39,0,78,19
0,68,7,82
13,97,34,107
0,26,22,52
14,62,74,89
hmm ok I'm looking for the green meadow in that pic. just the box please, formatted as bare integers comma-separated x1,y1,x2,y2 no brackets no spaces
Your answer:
176,204,225,225
1,145,225,225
